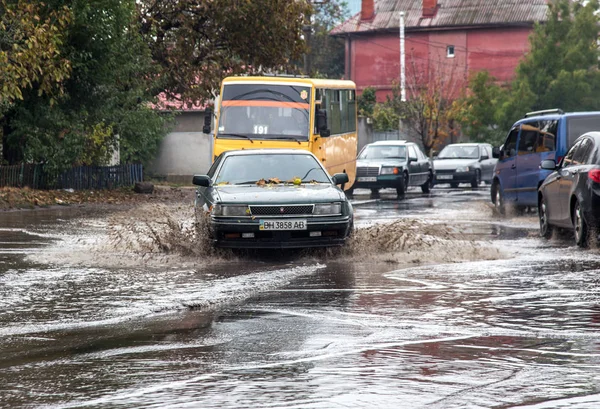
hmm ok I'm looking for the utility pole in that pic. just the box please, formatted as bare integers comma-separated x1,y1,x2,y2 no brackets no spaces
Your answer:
399,11,406,102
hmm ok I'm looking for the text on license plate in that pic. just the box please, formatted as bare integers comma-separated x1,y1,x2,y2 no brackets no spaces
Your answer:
259,219,307,230
437,175,453,180
358,176,377,182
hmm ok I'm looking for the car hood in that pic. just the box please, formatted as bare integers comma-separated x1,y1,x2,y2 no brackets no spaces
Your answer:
212,184,346,204
433,158,477,170
357,158,407,167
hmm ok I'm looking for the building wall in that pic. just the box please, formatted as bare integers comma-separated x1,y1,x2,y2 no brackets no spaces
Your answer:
147,111,213,184
350,26,531,100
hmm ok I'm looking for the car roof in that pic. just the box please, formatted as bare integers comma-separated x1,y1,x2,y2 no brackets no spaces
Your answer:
445,143,486,146
368,140,409,146
222,149,318,157
515,111,600,124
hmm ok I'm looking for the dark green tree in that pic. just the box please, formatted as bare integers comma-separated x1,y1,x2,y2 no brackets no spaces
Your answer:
461,0,600,144
358,86,376,117
4,0,170,171
138,0,312,105
308,0,350,78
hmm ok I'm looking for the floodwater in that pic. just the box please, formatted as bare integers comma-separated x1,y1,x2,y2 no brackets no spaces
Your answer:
2,187,600,408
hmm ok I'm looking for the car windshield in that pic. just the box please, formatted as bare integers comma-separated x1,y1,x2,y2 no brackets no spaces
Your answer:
438,145,479,159
216,84,311,140
359,145,406,160
214,153,331,185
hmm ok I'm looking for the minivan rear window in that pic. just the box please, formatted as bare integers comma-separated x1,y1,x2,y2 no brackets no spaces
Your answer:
567,115,600,148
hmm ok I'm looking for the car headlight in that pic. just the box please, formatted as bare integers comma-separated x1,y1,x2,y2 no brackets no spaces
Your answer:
456,166,470,173
314,202,342,215
212,204,250,216
380,167,400,175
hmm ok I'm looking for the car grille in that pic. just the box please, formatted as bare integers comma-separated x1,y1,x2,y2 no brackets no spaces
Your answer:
357,166,379,177
250,205,314,216
435,169,455,174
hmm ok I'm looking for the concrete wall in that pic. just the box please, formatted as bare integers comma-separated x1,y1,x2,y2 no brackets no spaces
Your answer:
148,111,213,184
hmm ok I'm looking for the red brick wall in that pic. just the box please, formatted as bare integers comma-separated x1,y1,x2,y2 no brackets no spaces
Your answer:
349,26,532,100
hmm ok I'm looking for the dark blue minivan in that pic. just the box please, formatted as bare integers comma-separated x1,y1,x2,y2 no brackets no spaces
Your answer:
491,109,600,214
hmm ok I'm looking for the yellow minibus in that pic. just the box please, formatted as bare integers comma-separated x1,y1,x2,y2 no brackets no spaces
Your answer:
206,76,358,190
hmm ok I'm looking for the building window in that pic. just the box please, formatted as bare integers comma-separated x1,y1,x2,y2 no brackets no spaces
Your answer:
447,45,455,58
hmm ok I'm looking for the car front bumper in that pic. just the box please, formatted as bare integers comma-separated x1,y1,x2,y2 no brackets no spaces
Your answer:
434,170,475,184
209,216,353,249
353,175,404,190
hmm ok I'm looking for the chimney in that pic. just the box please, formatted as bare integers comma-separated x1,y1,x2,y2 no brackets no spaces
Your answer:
361,0,375,21
422,0,438,18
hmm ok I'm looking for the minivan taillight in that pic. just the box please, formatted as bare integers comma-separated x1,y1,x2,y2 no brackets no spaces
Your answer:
589,169,600,183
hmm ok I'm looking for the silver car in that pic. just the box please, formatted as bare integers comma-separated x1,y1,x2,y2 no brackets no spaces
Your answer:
433,143,497,188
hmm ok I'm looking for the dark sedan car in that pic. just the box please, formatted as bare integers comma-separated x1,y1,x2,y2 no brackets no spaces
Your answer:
351,140,434,196
192,149,353,249
538,132,600,247
433,143,496,188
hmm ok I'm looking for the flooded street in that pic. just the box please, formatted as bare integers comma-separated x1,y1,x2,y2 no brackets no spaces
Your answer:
2,187,600,408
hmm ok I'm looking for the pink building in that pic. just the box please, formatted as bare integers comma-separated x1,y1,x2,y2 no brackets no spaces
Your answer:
332,0,548,101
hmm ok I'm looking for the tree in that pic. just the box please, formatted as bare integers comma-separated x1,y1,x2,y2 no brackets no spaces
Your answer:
462,0,600,143
357,86,376,117
395,59,467,155
308,0,350,78
4,0,170,171
0,1,71,113
138,0,312,106
458,71,508,145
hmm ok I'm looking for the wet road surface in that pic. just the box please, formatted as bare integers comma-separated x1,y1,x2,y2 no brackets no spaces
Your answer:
2,186,600,408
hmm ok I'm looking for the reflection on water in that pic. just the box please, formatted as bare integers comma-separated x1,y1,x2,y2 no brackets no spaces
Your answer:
2,197,600,408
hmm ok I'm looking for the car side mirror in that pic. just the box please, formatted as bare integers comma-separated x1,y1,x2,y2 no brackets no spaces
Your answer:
540,159,557,170
480,155,489,161
492,147,501,159
192,175,211,187
408,156,417,163
332,173,348,185
202,109,212,134
316,109,330,137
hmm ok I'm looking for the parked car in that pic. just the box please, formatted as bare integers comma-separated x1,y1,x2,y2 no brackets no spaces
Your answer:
491,109,600,214
351,140,434,196
192,149,354,249
433,143,496,188
538,132,600,247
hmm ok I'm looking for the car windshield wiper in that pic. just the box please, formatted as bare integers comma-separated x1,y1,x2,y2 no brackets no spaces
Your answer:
277,136,303,145
219,133,254,143
234,181,258,185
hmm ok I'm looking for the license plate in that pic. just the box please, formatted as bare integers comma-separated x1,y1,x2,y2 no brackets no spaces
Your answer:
357,176,377,182
259,219,307,231
437,175,453,180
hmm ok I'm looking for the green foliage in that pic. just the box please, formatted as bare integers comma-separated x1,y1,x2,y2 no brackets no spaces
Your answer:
372,104,399,132
462,0,600,144
358,87,377,117
138,0,311,105
308,0,350,78
4,0,170,171
0,0,71,111
458,71,507,145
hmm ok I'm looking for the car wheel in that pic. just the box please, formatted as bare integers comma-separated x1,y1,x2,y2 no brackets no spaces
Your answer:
471,170,481,188
538,195,553,239
492,181,505,215
450,182,459,188
396,172,408,197
421,171,433,193
573,200,589,247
